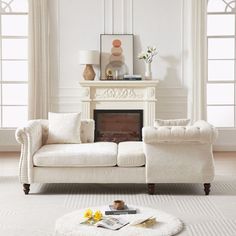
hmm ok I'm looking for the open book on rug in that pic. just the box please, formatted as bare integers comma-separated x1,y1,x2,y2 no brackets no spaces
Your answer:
96,217,129,230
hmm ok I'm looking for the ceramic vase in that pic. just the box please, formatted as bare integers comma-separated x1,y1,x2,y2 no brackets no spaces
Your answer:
145,62,152,80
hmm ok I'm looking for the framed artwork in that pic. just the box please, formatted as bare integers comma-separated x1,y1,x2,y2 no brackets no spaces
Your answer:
100,34,133,80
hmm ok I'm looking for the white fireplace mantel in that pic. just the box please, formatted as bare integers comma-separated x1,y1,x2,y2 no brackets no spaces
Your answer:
79,80,159,126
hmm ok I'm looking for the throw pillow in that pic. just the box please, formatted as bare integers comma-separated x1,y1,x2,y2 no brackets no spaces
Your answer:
47,112,81,144
154,118,191,127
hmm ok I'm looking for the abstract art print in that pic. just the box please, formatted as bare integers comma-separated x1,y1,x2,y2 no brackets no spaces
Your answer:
100,34,133,80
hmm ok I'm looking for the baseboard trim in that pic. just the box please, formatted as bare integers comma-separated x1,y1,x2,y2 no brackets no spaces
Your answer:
213,145,236,152
0,145,20,152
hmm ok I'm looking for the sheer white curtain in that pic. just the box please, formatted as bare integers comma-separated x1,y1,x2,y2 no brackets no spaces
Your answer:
28,0,50,119
184,0,208,121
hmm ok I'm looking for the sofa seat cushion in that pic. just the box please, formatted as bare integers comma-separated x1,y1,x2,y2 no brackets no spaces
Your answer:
117,141,145,167
33,142,117,167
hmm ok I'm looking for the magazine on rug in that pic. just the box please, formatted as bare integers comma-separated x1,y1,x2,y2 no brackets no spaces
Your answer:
96,217,129,230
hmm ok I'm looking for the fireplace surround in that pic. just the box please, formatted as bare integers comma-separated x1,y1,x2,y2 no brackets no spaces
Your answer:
79,80,159,127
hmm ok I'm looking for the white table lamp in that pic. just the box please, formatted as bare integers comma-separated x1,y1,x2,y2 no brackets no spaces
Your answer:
79,50,99,80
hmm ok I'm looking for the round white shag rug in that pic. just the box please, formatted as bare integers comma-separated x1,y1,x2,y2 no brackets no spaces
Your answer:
54,205,184,236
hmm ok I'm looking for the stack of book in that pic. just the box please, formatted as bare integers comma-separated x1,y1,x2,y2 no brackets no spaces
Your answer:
105,205,137,215
123,75,142,80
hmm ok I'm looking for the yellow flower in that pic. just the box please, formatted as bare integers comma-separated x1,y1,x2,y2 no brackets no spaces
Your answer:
84,209,93,219
93,210,103,221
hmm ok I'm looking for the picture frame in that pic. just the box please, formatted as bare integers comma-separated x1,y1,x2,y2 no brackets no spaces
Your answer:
100,34,133,80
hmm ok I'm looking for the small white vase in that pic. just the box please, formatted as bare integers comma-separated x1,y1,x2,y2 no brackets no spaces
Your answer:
145,62,152,80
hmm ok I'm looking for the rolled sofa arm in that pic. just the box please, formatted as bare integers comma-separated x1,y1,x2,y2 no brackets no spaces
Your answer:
142,120,218,144
15,120,43,184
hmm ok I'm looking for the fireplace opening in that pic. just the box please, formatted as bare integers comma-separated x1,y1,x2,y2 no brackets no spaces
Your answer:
94,110,143,143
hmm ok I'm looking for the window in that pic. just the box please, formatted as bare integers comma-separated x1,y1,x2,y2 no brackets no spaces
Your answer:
0,0,28,128
207,0,236,127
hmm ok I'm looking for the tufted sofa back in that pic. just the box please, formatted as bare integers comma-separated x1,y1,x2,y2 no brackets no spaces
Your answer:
143,120,218,144
39,119,95,145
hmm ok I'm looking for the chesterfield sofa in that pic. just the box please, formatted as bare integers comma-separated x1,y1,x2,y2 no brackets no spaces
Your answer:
15,118,217,195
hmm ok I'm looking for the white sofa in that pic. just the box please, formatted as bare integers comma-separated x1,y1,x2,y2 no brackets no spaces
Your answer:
15,119,217,195
142,120,218,194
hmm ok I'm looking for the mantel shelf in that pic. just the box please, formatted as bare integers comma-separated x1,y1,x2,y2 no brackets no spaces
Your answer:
79,80,159,87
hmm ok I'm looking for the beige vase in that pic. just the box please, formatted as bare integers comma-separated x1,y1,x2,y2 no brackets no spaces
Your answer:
83,64,96,80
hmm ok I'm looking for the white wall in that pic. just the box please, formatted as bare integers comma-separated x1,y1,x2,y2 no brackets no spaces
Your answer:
0,130,19,151
52,0,188,120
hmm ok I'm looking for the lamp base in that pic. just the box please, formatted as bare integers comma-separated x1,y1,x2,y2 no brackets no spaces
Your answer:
83,64,96,80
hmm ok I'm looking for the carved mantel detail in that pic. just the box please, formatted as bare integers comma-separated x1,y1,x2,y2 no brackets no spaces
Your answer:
146,87,156,99
79,80,159,126
95,88,143,99
82,87,90,99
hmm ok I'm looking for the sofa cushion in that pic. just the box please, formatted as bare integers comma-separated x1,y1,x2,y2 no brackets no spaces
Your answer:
39,119,95,145
117,141,145,167
33,142,117,167
47,112,81,144
154,118,191,127
143,121,218,144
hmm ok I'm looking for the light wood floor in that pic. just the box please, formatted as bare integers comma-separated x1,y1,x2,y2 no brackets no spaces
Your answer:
213,151,236,175
0,152,235,176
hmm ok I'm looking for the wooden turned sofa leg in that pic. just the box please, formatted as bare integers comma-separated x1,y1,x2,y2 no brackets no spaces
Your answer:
204,183,211,195
23,184,30,195
147,183,155,195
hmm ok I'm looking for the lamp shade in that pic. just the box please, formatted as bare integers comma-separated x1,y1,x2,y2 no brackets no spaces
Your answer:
79,50,99,65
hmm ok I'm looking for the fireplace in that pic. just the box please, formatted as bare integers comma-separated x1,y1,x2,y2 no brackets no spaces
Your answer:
79,81,158,127
94,110,143,143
